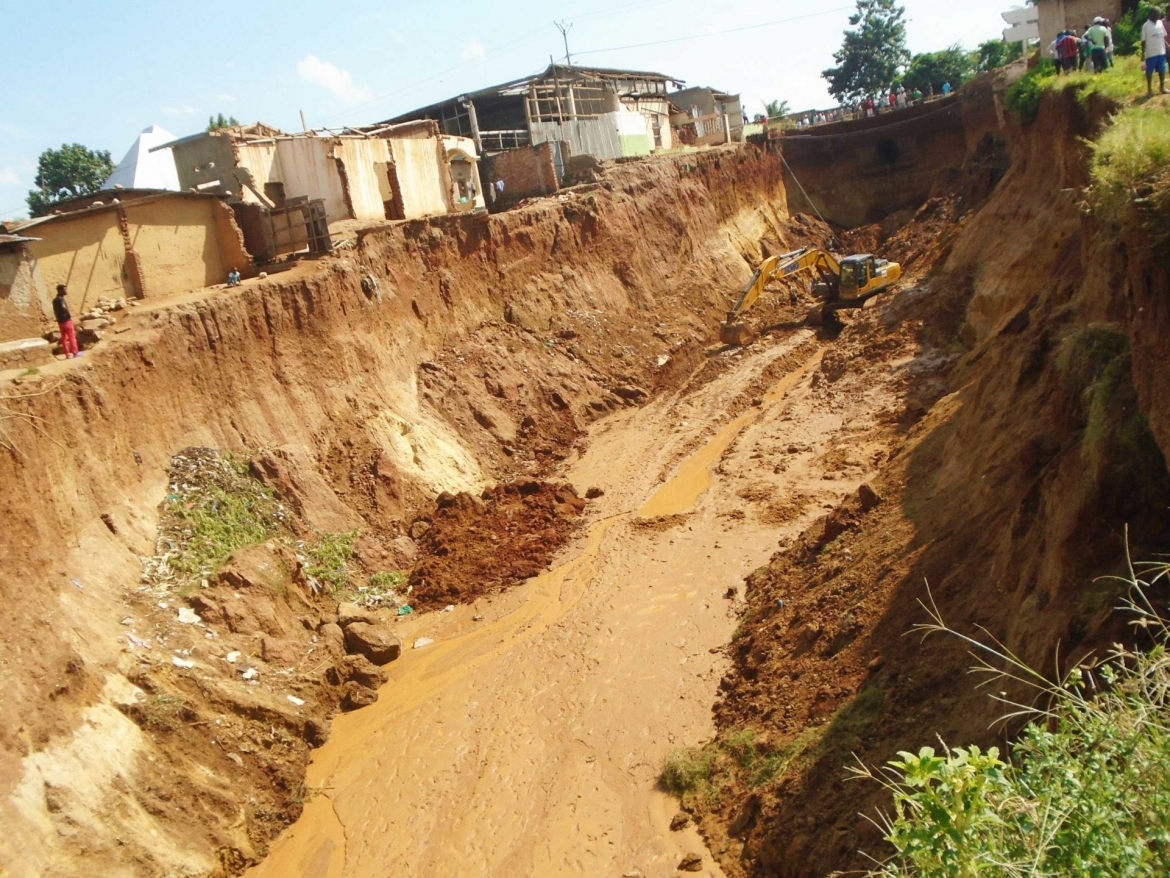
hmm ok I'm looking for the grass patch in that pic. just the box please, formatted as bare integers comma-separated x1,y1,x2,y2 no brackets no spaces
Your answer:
1006,56,1148,125
1090,105,1170,237
1004,60,1055,124
661,726,820,811
148,448,288,589
300,531,358,596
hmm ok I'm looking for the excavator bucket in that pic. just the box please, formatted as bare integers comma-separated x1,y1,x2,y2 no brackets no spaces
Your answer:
720,322,755,346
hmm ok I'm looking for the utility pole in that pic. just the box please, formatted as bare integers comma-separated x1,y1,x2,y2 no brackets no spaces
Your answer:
555,20,573,66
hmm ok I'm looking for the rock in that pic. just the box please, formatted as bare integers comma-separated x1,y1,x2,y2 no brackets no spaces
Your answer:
340,680,378,711
343,622,402,665
724,586,738,600
409,519,432,541
669,811,691,831
344,654,388,689
319,622,346,654
319,613,339,627
867,655,886,675
585,486,605,499
337,602,376,627
613,385,648,402
187,594,223,625
261,636,302,666
677,853,704,872
858,483,882,511
303,718,329,747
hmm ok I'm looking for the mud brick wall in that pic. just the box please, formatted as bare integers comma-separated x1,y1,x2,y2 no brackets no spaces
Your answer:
483,143,560,209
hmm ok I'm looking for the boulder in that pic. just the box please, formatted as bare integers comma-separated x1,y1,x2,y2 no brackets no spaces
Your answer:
343,654,388,689
337,602,376,627
340,680,378,711
319,622,346,654
343,622,402,665
858,482,883,511
677,853,704,872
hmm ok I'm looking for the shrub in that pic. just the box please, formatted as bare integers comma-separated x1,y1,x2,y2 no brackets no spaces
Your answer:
855,574,1170,877
1004,61,1055,124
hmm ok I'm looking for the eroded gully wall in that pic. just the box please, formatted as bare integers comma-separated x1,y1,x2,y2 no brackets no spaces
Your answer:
0,147,792,878
714,89,1170,878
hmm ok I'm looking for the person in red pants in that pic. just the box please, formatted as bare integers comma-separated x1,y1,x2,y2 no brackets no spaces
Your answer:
53,284,80,358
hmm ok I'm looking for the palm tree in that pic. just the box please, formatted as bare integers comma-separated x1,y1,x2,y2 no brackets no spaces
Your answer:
764,99,790,120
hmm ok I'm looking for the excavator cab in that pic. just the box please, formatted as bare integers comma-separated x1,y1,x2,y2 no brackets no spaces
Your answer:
838,255,871,297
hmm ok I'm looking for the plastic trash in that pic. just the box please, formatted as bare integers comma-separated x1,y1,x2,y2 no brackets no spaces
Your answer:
225,650,241,664
242,667,258,680
172,656,195,669
397,605,414,616
444,605,455,613
413,637,434,649
287,695,306,707
177,607,201,625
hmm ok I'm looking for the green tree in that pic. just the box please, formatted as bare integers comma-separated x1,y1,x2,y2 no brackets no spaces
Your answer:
1114,2,1155,56
822,0,911,103
207,113,240,131
764,99,790,120
975,37,1025,72
902,45,977,95
26,143,114,217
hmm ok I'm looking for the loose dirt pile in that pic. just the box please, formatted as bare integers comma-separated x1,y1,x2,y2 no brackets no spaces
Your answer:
409,482,587,607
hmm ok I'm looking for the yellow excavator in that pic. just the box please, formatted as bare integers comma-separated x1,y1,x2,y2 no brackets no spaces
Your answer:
720,247,902,345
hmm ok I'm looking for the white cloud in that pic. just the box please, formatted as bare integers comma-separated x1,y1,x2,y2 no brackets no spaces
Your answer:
162,104,200,115
0,167,20,186
0,122,29,138
461,40,486,62
296,54,372,103
216,93,236,102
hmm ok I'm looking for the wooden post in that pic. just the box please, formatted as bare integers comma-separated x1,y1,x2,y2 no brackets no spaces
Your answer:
465,99,483,154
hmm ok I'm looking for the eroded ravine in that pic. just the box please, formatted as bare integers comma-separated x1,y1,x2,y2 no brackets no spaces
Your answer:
241,335,854,878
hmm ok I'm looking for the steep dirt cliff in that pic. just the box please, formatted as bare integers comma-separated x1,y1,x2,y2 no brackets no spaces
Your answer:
0,147,814,878
697,90,1170,877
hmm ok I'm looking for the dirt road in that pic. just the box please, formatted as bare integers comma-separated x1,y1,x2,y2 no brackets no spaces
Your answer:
245,328,890,878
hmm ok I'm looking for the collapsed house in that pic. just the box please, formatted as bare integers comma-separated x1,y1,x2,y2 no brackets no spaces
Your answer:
3,191,251,306
386,64,682,157
157,121,485,258
0,234,51,357
668,87,744,147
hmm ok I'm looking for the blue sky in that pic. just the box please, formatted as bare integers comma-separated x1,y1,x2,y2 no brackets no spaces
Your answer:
0,0,1021,218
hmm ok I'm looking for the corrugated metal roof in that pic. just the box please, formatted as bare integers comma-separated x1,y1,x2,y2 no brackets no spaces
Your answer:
382,64,684,125
0,233,41,245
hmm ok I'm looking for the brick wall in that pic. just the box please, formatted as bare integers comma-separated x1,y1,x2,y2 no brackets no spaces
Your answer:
483,143,561,210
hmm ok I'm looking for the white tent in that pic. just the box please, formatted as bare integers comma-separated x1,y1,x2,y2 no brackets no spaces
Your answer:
104,124,181,191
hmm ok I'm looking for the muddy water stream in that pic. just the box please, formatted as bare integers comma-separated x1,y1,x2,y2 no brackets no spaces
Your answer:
246,348,821,878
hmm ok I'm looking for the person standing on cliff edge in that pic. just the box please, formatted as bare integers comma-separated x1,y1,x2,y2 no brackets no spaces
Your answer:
53,284,80,359
1143,8,1169,97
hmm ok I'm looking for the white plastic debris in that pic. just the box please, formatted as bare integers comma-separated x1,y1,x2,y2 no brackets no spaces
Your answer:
413,637,434,649
287,695,306,706
226,651,241,664
444,605,455,613
241,667,258,680
158,600,169,609
172,656,195,669
177,607,201,625
120,616,134,625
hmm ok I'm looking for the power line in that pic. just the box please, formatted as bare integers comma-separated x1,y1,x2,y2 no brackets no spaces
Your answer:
572,6,853,56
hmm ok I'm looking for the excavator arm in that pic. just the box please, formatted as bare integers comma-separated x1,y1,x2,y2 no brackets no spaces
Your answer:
721,247,840,345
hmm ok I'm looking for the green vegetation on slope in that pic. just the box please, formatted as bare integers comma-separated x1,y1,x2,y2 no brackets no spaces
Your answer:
855,577,1170,877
